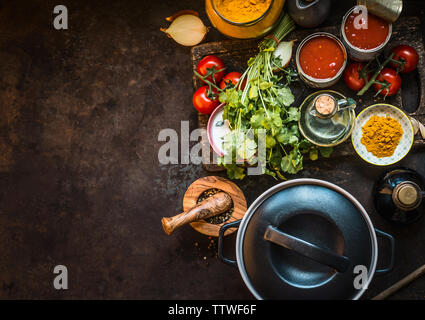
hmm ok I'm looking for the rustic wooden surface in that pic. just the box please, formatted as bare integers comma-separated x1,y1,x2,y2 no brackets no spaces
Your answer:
1,0,425,301
192,16,425,172
183,176,247,237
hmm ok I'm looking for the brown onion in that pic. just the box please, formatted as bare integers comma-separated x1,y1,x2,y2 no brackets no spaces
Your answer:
161,11,208,47
272,40,294,71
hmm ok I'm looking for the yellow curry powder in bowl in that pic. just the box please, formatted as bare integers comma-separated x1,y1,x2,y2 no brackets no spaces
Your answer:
214,0,272,23
360,115,403,158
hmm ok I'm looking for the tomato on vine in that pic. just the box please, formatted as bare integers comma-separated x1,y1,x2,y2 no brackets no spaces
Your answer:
373,68,401,97
196,55,226,84
219,72,246,90
390,45,418,73
344,62,368,91
192,85,220,114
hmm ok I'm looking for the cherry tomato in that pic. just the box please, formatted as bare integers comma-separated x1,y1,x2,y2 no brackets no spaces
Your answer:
373,67,401,97
219,72,246,90
192,86,219,114
344,62,367,91
196,55,226,84
390,45,418,73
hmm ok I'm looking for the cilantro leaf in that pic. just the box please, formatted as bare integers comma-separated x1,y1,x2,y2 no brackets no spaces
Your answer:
319,146,333,158
276,127,291,144
250,109,266,129
222,131,257,163
275,86,295,107
225,164,246,180
259,82,273,90
249,86,258,99
266,135,276,148
284,107,300,123
264,168,277,179
298,139,312,151
309,148,319,161
281,147,303,174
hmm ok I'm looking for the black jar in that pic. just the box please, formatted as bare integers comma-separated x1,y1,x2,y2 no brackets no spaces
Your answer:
373,168,425,224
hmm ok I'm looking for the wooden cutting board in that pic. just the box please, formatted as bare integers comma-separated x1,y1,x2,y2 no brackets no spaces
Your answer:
191,16,425,172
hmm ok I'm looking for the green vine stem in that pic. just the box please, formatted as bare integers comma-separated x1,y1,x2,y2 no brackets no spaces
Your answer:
194,71,223,91
357,52,397,96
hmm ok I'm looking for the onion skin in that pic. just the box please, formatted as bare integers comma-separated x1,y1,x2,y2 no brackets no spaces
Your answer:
166,10,199,22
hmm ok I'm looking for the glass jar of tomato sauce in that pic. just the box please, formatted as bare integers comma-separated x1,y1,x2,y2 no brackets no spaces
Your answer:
205,0,285,39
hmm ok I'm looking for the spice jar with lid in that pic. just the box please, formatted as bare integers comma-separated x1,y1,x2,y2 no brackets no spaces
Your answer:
205,0,286,39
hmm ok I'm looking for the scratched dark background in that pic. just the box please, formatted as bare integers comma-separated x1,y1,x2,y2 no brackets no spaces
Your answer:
0,0,425,299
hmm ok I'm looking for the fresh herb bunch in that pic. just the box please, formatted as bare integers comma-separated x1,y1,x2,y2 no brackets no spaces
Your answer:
217,14,332,180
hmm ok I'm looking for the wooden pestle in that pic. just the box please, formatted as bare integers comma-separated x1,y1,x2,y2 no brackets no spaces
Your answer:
372,264,425,300
161,192,232,235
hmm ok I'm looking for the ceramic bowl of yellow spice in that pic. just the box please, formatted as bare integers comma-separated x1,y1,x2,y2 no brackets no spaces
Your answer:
351,104,414,166
205,0,286,39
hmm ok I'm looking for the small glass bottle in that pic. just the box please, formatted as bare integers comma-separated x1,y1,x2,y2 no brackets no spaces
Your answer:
373,168,425,224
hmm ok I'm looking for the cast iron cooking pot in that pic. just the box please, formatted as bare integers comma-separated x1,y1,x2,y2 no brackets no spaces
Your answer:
218,179,395,300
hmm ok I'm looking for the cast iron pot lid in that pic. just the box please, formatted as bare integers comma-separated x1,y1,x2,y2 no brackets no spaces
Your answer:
236,179,377,300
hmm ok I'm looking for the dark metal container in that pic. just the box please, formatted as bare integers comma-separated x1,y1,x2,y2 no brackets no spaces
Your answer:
218,179,395,300
374,167,425,224
340,6,392,62
357,0,403,24
287,0,331,28
296,32,347,88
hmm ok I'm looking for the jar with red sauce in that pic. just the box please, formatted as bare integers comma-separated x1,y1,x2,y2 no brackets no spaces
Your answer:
296,32,347,88
341,6,392,61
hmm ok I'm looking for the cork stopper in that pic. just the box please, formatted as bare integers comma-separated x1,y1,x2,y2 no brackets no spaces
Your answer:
315,94,336,116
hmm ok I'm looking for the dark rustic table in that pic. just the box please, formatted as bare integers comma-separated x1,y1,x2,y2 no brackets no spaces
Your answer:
0,0,425,300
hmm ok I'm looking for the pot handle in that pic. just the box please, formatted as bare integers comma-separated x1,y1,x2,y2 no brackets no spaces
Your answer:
264,225,350,273
218,220,241,267
374,229,395,275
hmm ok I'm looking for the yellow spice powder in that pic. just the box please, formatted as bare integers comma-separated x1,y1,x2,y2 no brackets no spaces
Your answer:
360,115,403,158
214,0,272,23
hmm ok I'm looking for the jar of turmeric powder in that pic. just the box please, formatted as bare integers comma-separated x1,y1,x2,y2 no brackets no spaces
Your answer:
205,0,286,39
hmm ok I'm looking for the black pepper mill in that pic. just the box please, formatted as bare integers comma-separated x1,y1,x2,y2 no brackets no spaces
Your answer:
373,168,425,224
